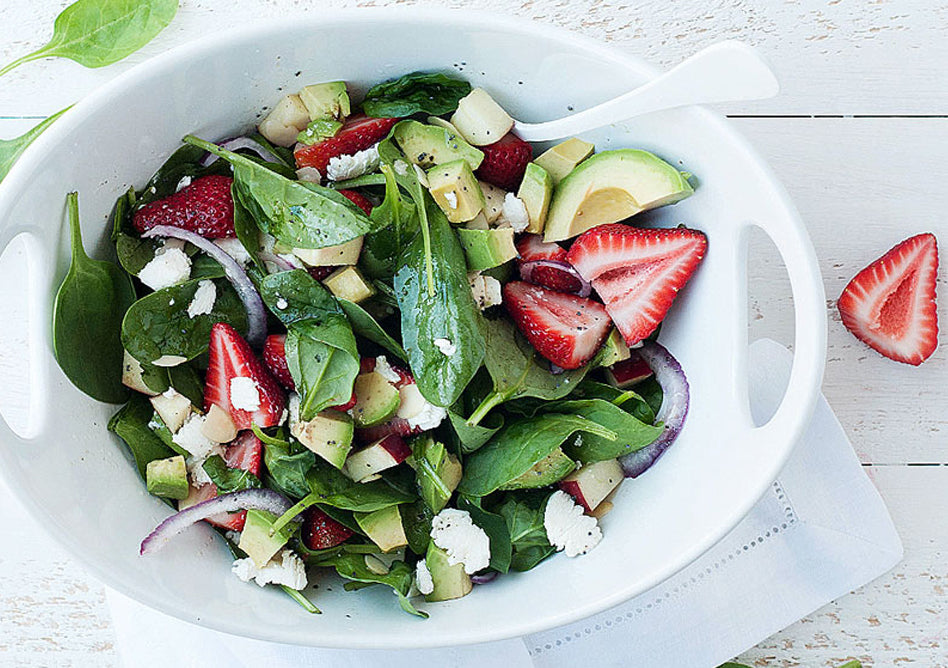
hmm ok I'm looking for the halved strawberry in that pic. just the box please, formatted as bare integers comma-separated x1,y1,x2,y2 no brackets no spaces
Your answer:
205,323,286,430
838,233,938,365
224,431,263,477
503,281,611,369
302,506,354,550
133,174,235,239
262,334,294,391
339,189,374,216
294,115,397,174
475,132,533,190
566,224,707,346
516,234,568,264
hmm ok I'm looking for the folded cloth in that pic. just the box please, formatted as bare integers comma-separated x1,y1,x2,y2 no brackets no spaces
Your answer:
107,339,902,668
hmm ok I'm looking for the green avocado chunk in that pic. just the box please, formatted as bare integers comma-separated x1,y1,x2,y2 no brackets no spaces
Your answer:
394,120,483,171
424,543,473,602
499,448,577,490
351,371,401,428
456,227,517,272
145,455,189,500
238,509,293,567
517,162,554,234
356,505,409,553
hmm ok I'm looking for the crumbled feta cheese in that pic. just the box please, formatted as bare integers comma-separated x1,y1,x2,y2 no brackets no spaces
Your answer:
172,412,217,459
544,490,602,557
152,355,187,367
232,549,308,590
296,166,322,183
326,144,380,181
187,280,217,318
499,193,530,233
574,434,583,449
275,297,288,310
469,272,503,311
187,453,220,486
214,238,252,266
397,384,447,431
138,247,191,290
373,355,402,384
287,393,301,430
175,175,192,192
430,509,491,574
169,298,175,306
443,191,458,209
393,159,409,176
230,377,261,412
433,338,456,357
415,559,435,595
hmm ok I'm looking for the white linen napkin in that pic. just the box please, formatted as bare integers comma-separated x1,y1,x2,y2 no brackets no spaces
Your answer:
106,339,902,668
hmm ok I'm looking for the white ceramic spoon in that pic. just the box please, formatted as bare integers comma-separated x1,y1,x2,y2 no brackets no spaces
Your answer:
512,41,779,142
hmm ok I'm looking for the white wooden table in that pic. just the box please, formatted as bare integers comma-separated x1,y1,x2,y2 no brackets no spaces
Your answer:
1,1,946,665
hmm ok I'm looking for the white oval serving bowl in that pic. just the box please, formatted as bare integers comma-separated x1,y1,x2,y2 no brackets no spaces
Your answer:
0,9,826,648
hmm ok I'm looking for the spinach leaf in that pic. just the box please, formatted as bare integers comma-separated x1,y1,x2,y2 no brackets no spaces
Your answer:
107,394,176,477
312,553,427,618
202,455,262,493
249,132,295,168
361,165,420,279
258,428,316,500
550,399,662,463
146,411,188,457
457,497,511,574
0,107,71,183
231,183,264,271
338,297,407,361
53,192,136,403
399,501,434,555
447,367,504,453
467,317,590,426
259,269,341,325
458,414,615,497
108,186,137,241
305,458,414,512
410,436,456,514
167,363,204,407
495,491,557,572
121,277,247,365
394,198,486,407
0,0,177,76
362,72,471,118
286,317,359,419
571,379,656,425
185,135,381,249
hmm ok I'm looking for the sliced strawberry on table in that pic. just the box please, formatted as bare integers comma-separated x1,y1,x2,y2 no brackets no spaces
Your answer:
133,174,235,239
262,334,295,391
503,280,612,369
566,223,707,346
205,322,286,430
294,115,397,174
837,233,938,365
475,132,533,190
224,431,264,477
302,506,355,550
516,234,568,264
338,189,374,216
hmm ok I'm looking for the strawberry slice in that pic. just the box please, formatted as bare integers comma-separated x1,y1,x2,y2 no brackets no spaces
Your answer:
262,334,295,391
516,234,568,264
180,483,247,531
516,235,582,294
339,189,374,216
133,174,235,239
475,132,533,190
302,506,355,550
838,233,938,365
205,322,286,430
356,416,420,444
566,224,707,346
224,431,263,477
503,280,611,369
294,115,397,174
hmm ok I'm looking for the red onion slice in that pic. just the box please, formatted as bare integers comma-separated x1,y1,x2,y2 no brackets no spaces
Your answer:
519,259,592,298
142,226,267,348
619,341,690,478
471,571,498,585
258,250,300,271
140,488,293,556
199,137,282,167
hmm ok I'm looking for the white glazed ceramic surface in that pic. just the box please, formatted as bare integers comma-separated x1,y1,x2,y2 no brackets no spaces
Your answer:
0,10,826,648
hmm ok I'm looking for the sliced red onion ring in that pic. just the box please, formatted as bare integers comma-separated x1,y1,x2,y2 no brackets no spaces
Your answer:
140,488,293,556
471,571,498,585
199,137,282,167
619,341,690,478
142,226,267,348
519,259,592,298
258,250,300,271
550,363,565,375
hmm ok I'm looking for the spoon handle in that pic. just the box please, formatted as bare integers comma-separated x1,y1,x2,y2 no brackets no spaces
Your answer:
513,41,779,143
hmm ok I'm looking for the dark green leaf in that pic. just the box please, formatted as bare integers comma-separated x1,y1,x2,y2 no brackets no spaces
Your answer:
314,553,427,618
232,183,264,271
0,108,71,183
457,497,511,574
202,455,262,493
305,458,414,512
448,409,504,454
108,186,137,241
259,269,342,325
107,394,175,477
495,491,556,572
362,71,471,118
167,363,204,408
338,297,407,361
260,430,316,500
360,164,419,279
410,436,455,514
571,379,657,425
550,399,662,463
399,501,434,555
286,318,359,419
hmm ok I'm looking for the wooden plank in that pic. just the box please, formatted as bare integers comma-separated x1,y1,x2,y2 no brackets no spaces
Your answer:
0,0,945,117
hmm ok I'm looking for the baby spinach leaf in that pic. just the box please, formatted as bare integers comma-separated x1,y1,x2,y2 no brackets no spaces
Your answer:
0,107,71,183
338,297,407,361
362,71,471,118
570,379,657,425
108,186,137,240
457,497,512,574
549,399,662,463
53,192,137,403
259,430,316,500
312,553,427,618
360,164,419,279
167,362,204,407
411,436,455,514
115,232,224,280
399,501,434,555
185,135,381,249
259,269,340,325
395,198,485,407
146,411,187,457
231,183,264,271
286,318,359,419
249,132,294,168
0,0,177,76
107,394,176,477
458,414,615,497
120,277,247,365
202,455,262,493
447,368,504,453
495,491,557,572
304,458,414,512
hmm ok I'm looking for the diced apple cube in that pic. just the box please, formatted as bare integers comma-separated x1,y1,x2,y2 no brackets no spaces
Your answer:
450,88,514,146
343,435,411,483
150,389,194,433
258,94,311,147
558,459,623,512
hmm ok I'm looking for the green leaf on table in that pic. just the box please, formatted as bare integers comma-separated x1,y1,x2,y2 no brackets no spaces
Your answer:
550,399,662,463
311,552,427,618
495,491,556,572
53,191,137,403
107,394,175,477
0,107,71,183
362,71,472,118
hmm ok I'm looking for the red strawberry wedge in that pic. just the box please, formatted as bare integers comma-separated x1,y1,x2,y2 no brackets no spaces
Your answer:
180,483,247,531
262,334,295,391
302,507,354,550
516,234,584,293
338,189,374,216
475,132,533,191
567,224,707,346
225,431,264,477
516,234,568,263
838,233,938,365
503,281,611,369
205,323,286,430
294,115,397,174
133,174,235,239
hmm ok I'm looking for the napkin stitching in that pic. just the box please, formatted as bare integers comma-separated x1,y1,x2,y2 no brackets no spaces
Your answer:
527,480,799,656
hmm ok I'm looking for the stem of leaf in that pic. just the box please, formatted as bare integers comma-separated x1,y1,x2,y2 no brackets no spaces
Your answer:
0,50,43,78
279,585,321,614
65,191,86,264
467,391,504,427
418,195,435,295
270,492,318,535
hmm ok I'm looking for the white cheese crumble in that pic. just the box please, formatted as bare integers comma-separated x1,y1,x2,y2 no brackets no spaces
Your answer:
468,273,503,311
187,280,217,318
396,384,447,431
443,191,458,209
373,355,402,384
186,450,222,487
152,354,187,367
214,238,252,266
415,559,435,595
326,144,380,181
393,159,409,176
544,490,602,557
276,297,289,310
433,338,456,357
138,247,191,291
499,193,530,233
430,508,491,574
175,175,192,192
296,166,322,183
172,412,217,459
232,549,308,590
230,377,261,412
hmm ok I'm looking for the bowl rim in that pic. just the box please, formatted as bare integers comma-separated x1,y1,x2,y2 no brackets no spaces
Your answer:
0,7,824,648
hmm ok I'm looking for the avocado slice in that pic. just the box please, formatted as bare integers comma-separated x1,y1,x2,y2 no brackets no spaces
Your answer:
393,120,483,171
292,236,363,267
457,228,517,272
534,137,595,184
425,543,473,602
291,409,354,469
122,349,167,396
351,372,401,428
517,162,553,234
323,266,376,304
145,455,189,500
356,505,409,553
597,328,631,368
299,81,350,121
543,149,694,242
427,160,486,223
238,509,293,567
500,447,576,490
478,180,506,223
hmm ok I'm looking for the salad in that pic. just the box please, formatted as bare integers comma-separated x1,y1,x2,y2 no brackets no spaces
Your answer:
52,71,705,617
